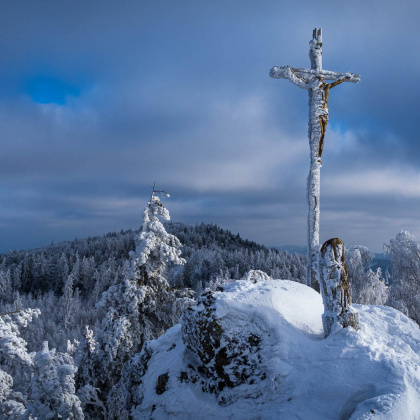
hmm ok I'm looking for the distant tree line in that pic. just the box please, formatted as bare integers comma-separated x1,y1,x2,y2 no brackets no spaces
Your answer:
0,222,307,302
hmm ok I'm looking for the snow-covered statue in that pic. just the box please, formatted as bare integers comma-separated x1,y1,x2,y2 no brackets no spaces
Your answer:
319,238,359,337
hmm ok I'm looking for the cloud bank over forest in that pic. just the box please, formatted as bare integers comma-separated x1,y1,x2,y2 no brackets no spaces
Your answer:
1,0,419,253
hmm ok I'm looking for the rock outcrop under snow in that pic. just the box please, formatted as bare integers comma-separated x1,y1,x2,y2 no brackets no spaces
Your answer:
110,280,420,420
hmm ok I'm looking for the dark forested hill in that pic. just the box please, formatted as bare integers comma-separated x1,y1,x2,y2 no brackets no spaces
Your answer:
0,221,306,301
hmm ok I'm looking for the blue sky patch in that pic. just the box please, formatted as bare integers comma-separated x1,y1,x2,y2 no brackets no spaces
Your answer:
26,76,81,105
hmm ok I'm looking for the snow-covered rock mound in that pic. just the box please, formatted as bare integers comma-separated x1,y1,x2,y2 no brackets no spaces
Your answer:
111,280,420,420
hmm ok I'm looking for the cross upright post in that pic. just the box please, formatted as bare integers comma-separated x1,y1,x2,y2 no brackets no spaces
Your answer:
269,29,360,289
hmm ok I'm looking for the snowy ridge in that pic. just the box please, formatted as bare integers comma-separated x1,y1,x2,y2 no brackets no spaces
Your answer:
124,280,420,420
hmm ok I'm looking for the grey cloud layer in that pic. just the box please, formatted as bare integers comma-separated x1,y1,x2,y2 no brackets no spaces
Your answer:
0,0,419,253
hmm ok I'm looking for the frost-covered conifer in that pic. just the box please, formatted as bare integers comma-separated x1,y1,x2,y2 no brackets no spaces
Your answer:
22,341,84,420
57,252,69,286
0,369,24,420
92,270,103,305
347,245,388,305
0,270,12,301
241,269,272,283
0,309,40,419
77,188,193,420
63,273,75,330
13,266,21,292
207,269,232,291
135,188,186,286
75,327,106,420
0,309,39,367
385,231,420,322
12,292,22,312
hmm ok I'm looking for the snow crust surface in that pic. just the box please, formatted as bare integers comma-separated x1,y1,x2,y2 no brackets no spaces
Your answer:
131,280,420,420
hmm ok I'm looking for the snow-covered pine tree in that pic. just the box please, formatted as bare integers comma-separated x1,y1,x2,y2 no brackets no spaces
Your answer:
55,253,69,294
12,293,22,312
347,245,388,305
0,309,40,419
63,273,75,330
13,266,22,292
207,268,232,291
134,186,186,288
74,327,107,420
77,186,194,420
241,269,272,283
21,341,84,420
385,231,420,323
0,270,12,301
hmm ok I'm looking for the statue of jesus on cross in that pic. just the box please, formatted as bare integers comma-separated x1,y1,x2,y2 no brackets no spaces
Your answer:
270,28,360,290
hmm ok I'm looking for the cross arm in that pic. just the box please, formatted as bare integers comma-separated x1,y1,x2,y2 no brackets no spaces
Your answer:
270,66,360,84
269,66,310,90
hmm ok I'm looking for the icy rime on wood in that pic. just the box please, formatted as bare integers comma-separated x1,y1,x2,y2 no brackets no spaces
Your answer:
319,238,359,337
270,28,360,288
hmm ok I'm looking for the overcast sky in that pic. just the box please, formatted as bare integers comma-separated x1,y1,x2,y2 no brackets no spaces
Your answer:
0,0,419,253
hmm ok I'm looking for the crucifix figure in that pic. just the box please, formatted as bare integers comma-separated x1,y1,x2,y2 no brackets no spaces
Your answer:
270,28,360,289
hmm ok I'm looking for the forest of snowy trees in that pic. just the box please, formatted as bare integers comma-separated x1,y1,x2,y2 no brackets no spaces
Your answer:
1,192,420,418
0,223,307,351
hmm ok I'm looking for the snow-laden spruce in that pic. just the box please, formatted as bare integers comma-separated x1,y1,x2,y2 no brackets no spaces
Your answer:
76,189,194,420
136,191,186,285
347,245,389,306
385,230,420,323
0,309,39,419
110,279,420,420
21,341,84,420
0,309,84,420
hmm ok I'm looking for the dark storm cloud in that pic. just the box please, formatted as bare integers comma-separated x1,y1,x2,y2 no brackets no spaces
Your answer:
1,0,420,253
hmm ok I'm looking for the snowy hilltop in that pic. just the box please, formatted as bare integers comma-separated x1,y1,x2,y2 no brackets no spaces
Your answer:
110,279,420,420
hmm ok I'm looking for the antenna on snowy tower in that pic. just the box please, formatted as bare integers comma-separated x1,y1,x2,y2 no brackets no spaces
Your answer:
269,29,360,289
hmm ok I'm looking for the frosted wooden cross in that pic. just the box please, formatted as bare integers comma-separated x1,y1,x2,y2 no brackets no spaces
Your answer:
269,28,360,289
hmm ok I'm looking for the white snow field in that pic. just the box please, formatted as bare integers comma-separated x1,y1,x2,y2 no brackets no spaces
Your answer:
129,280,420,420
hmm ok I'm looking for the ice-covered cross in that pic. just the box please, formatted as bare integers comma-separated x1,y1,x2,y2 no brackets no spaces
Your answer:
269,28,360,289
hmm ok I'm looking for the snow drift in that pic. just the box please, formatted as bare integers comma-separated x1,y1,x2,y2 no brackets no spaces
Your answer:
111,280,420,420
